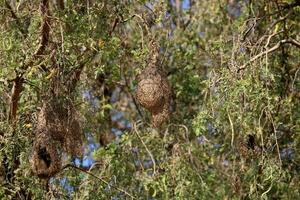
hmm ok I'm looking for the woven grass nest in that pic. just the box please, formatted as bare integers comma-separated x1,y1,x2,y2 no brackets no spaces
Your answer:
31,133,62,179
36,99,83,156
31,98,83,178
136,42,172,127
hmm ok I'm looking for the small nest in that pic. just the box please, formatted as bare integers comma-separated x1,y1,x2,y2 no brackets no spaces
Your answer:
36,99,83,156
136,59,172,127
99,131,116,147
31,133,62,179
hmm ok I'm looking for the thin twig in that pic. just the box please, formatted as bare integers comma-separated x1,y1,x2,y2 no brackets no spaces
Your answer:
109,15,136,36
266,110,282,167
227,113,235,147
264,30,284,49
258,106,268,159
133,121,156,175
122,66,144,119
109,18,119,36
63,164,136,199
165,123,189,142
134,14,150,36
291,66,300,91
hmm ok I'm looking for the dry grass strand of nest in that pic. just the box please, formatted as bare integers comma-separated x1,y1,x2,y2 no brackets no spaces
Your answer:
152,106,170,127
31,133,62,179
36,99,83,156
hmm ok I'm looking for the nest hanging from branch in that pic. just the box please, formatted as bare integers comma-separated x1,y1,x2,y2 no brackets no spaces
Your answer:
31,133,62,179
36,98,83,156
136,41,172,127
31,97,83,178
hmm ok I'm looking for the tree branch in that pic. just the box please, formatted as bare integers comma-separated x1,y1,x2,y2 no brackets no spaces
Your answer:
9,0,51,121
238,39,300,73
9,75,24,122
35,0,50,56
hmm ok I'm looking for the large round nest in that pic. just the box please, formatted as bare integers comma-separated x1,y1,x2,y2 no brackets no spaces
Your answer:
31,134,62,179
136,78,164,110
136,64,172,127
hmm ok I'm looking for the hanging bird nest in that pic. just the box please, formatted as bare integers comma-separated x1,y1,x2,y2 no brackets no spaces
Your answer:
136,77,164,111
31,66,84,179
36,98,83,156
31,98,83,179
136,41,172,127
99,131,116,147
30,133,62,179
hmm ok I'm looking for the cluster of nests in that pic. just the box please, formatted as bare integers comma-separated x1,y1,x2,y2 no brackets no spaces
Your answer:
136,41,172,127
31,98,83,179
31,41,171,177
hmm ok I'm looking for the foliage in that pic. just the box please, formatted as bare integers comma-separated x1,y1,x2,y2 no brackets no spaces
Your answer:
1,0,300,199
